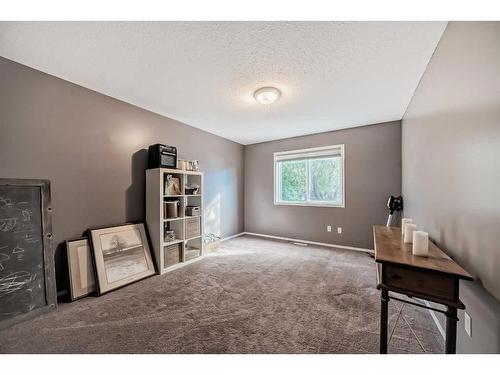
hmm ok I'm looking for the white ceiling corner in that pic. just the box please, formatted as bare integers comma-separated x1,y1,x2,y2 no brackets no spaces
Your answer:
0,21,447,144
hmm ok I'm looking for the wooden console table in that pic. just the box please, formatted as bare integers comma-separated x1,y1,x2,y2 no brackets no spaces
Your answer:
373,225,473,354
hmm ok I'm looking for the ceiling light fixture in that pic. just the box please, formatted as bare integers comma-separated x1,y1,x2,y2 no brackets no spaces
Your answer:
254,87,281,104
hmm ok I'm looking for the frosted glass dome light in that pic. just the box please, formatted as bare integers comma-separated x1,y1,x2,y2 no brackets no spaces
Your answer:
254,87,281,104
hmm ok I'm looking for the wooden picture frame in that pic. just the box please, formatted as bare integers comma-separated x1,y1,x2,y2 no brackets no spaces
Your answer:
165,175,181,196
0,178,56,330
66,238,96,301
88,223,155,295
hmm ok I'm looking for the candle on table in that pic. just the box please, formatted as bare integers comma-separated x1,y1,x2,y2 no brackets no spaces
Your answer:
403,223,417,244
401,218,413,236
412,231,429,256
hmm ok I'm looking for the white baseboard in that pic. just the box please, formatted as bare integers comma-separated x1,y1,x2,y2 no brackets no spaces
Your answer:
242,232,374,254
220,232,246,242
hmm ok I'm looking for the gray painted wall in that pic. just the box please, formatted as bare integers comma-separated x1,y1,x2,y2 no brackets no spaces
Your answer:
244,121,401,249
402,22,500,353
0,57,244,293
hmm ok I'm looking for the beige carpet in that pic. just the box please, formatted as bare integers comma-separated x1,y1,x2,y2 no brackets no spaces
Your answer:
0,235,443,353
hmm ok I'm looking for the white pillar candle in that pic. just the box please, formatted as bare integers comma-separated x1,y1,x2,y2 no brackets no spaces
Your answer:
403,223,417,244
412,231,429,256
401,218,413,236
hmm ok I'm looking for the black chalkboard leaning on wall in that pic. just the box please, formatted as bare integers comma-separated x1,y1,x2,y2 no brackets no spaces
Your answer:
0,179,56,330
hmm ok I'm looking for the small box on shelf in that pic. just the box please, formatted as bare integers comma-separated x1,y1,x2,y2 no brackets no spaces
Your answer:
164,243,182,267
186,206,200,216
185,187,199,195
185,216,201,239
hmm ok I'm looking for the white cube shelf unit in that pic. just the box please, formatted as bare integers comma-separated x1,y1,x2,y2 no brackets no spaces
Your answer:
146,168,204,274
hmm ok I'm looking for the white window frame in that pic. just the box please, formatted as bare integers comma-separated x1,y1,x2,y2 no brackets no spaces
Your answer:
273,144,345,208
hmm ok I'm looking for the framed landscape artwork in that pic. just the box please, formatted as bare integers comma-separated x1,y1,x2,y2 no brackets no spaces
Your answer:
88,223,155,295
66,238,96,301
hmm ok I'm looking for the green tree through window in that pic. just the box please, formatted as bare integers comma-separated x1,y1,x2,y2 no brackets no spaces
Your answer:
275,145,344,207
280,160,306,201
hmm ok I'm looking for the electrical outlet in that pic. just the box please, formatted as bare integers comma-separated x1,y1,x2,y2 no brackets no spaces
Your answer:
464,311,472,337
337,227,342,234
327,225,332,232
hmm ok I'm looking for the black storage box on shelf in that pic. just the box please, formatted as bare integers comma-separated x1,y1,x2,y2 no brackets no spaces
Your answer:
185,187,199,195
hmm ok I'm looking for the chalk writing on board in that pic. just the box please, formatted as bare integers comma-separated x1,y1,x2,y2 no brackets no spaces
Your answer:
24,233,39,244
0,217,17,232
0,184,47,322
0,271,35,298
0,252,9,271
12,243,24,254
0,197,14,209
12,243,25,261
19,208,32,222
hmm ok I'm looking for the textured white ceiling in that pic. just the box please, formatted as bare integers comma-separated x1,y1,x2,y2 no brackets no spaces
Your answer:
0,22,446,144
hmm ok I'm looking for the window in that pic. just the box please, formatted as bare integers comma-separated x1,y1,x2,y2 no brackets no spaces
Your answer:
274,144,344,207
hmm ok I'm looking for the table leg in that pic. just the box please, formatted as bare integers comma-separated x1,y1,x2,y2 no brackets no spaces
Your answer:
380,288,389,354
445,306,458,354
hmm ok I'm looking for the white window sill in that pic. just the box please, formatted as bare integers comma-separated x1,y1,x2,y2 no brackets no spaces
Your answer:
274,201,345,208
